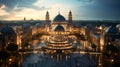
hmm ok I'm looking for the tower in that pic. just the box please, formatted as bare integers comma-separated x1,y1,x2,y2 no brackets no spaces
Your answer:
46,11,49,22
24,17,26,21
68,10,72,22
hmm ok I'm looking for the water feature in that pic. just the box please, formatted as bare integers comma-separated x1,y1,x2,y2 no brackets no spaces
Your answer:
1,51,102,67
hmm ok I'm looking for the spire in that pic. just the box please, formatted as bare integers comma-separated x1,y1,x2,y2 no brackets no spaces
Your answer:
46,10,49,14
46,10,49,22
24,16,26,21
68,10,72,22
69,10,72,15
58,10,60,15
58,8,61,15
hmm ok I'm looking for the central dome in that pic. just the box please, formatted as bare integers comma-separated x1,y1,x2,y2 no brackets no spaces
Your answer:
53,14,66,22
1,25,16,35
54,24,65,31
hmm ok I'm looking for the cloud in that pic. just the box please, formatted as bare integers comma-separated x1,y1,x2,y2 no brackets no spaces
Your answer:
0,7,47,20
77,0,94,2
0,4,7,9
0,0,119,20
0,0,38,11
77,0,120,6
77,0,120,4
97,0,120,4
0,4,9,18
76,0,95,6
0,0,50,20
0,3,69,20
76,0,120,20
33,0,44,7
0,9,8,16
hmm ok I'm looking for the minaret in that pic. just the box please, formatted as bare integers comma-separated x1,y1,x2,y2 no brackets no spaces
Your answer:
46,11,49,22
68,10,72,22
24,17,26,21
58,10,60,15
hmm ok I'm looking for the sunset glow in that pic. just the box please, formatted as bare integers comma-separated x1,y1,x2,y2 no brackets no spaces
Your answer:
0,0,120,20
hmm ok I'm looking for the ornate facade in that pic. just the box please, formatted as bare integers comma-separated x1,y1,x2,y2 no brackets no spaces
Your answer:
41,11,77,54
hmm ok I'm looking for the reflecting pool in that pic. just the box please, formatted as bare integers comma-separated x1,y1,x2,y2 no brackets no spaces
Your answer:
1,51,120,67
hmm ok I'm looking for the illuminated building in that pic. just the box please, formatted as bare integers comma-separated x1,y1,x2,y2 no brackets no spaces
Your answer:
104,25,120,44
41,11,77,54
88,24,118,51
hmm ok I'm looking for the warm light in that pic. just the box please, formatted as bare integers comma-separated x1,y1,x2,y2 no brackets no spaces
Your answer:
33,51,38,54
99,26,102,30
9,58,12,62
74,41,77,43
99,63,101,65
19,47,22,49
41,41,44,43
111,59,114,62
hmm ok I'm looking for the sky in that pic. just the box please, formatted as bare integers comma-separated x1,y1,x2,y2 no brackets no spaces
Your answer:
0,0,120,20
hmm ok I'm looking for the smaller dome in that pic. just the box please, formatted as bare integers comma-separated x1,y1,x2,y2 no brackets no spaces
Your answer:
36,23,41,26
86,24,93,29
53,14,66,22
101,24,109,28
22,23,31,27
54,24,65,31
116,24,120,28
105,26,119,34
1,25,16,35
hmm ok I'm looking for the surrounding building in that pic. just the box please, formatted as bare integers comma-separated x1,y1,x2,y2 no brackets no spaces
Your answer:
0,25,17,50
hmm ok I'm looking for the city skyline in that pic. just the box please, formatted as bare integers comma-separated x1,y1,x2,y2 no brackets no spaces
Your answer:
0,0,120,20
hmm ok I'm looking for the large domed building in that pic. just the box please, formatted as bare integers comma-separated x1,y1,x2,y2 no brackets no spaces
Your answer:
42,12,76,54
53,14,66,22
104,25,120,45
51,13,68,32
54,24,65,32
1,26,16,35
0,25,17,49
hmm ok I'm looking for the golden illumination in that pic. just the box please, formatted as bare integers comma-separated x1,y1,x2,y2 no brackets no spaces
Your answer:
9,58,12,62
